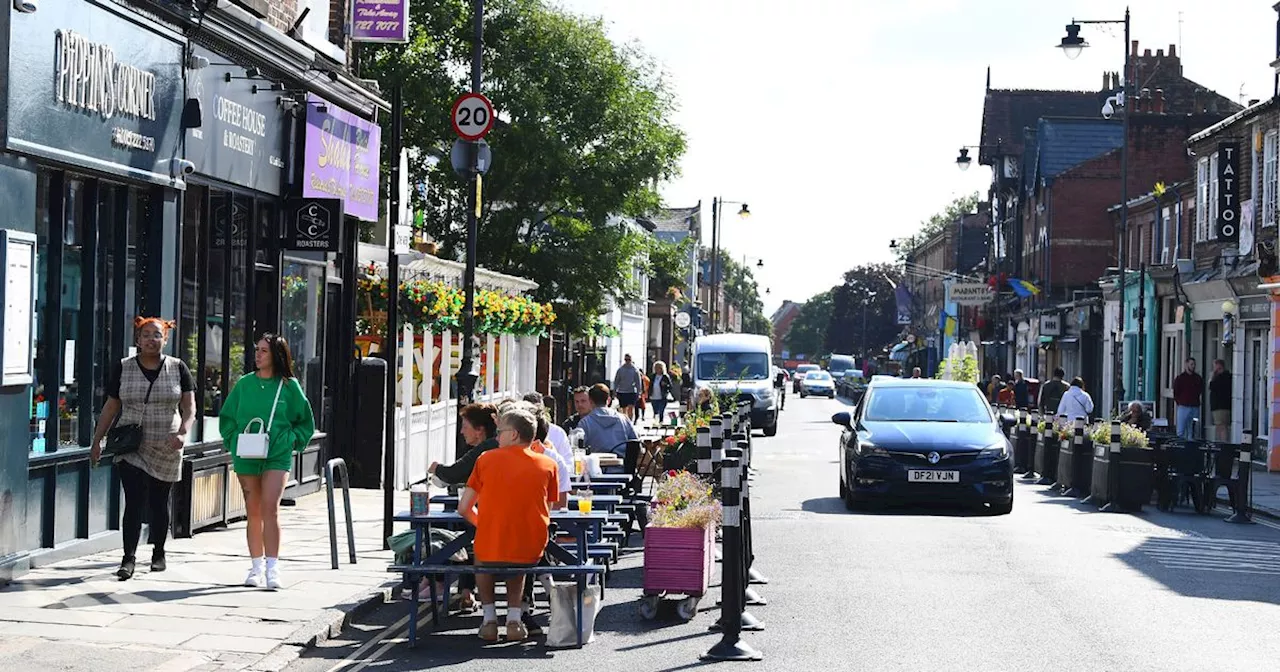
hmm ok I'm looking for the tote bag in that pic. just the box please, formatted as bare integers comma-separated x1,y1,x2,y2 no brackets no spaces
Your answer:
238,380,284,459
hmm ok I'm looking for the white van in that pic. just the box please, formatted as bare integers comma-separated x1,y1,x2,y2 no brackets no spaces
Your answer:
692,333,778,436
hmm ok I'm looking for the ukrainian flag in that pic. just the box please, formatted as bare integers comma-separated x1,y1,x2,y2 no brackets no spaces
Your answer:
1008,278,1041,298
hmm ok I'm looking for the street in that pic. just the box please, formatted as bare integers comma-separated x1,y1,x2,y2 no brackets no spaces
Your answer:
285,397,1280,672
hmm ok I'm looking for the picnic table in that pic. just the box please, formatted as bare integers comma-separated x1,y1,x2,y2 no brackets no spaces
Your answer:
429,493,624,512
390,509,611,648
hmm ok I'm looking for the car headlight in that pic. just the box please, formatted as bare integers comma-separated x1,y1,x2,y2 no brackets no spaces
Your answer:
859,442,889,457
756,388,773,400
979,442,1009,460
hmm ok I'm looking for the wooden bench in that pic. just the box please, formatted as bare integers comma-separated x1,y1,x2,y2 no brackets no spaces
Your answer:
388,563,606,648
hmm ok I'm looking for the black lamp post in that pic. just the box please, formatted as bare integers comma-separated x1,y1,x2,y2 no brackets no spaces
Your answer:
1058,8,1131,415
709,197,750,334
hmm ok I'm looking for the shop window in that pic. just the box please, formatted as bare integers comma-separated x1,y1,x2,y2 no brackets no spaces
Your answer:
203,191,230,435
181,186,206,441
30,171,52,454
281,254,327,417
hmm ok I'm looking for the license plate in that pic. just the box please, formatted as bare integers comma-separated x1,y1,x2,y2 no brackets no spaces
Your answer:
908,470,959,483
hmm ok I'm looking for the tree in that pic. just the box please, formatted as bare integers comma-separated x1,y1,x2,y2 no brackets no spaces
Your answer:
704,247,769,336
893,192,980,262
646,236,694,301
826,264,902,355
786,290,833,358
363,0,686,335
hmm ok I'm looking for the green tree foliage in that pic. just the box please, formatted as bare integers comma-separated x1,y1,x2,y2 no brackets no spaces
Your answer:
826,263,903,355
362,0,686,335
785,290,832,359
703,247,769,336
646,236,694,300
893,192,980,262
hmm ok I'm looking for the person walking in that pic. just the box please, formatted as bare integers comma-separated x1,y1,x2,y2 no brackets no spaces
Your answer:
1055,377,1094,422
649,361,674,423
1038,368,1069,415
612,354,642,420
1172,357,1204,440
638,371,651,420
219,334,316,590
1012,369,1030,409
90,317,195,581
1209,358,1232,442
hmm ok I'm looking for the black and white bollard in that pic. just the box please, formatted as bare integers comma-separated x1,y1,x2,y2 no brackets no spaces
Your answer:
1020,412,1038,479
702,456,763,661
1099,420,1124,513
1063,416,1088,498
710,417,725,471
731,442,768,600
1226,432,1255,524
697,426,712,479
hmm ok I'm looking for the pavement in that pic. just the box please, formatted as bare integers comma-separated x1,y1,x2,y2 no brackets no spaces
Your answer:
0,488,407,672
278,395,1280,672
1245,468,1280,518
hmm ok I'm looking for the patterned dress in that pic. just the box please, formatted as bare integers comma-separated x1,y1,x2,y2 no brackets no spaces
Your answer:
117,356,185,483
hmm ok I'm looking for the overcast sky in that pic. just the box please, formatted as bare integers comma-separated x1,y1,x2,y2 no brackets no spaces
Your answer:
553,0,1277,314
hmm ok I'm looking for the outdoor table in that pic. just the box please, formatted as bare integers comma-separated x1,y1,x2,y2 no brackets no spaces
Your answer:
571,481,623,493
430,493,622,513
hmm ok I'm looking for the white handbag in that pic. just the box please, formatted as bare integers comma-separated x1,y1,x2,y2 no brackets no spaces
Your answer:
238,380,284,459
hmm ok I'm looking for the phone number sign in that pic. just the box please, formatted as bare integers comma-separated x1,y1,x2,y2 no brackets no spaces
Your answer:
350,0,410,43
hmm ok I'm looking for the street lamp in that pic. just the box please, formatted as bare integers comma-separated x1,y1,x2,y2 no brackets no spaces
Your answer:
710,197,750,334
956,148,973,171
954,142,1004,171
1059,8,1130,415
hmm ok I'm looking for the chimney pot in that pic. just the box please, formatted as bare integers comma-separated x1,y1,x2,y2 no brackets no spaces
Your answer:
1154,89,1165,114
1156,48,1165,58
1131,40,1139,56
1168,44,1177,58
1143,48,1152,57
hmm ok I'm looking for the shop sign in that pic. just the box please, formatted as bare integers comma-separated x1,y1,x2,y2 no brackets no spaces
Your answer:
212,197,249,249
350,0,411,43
1039,313,1061,336
185,45,285,194
1217,141,1240,243
6,2,183,185
283,198,343,252
302,95,381,221
1238,295,1270,322
946,282,993,306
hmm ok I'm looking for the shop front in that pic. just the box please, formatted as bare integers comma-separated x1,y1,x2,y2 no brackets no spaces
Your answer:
0,0,187,579
1234,294,1270,447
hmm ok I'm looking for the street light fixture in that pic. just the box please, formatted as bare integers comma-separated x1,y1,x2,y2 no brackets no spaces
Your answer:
956,148,972,171
1058,7,1132,421
1057,23,1088,59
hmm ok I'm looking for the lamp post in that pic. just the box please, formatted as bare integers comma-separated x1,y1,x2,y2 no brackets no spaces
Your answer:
710,197,750,334
455,0,486,426
1059,7,1131,415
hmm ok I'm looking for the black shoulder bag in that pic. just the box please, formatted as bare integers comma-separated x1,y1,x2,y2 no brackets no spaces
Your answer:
104,359,160,457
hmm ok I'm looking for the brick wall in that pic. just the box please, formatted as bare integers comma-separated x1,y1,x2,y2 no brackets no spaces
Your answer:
264,0,299,33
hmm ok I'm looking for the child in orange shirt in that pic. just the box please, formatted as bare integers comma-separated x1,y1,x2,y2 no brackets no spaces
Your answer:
460,405,559,642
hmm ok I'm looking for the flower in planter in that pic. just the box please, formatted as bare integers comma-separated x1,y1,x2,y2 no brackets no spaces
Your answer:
1088,421,1149,449
650,470,721,529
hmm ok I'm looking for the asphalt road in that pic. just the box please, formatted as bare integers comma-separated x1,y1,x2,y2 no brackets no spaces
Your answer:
288,395,1280,672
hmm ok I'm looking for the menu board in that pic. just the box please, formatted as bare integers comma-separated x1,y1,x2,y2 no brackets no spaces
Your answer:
1,230,37,386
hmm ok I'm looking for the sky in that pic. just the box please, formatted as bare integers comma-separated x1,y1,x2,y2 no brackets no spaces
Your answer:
553,0,1278,315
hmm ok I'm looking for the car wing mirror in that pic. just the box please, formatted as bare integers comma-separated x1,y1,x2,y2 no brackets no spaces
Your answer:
1000,414,1017,430
831,411,851,428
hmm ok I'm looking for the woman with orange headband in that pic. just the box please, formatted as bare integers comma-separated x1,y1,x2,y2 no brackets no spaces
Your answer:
91,317,196,581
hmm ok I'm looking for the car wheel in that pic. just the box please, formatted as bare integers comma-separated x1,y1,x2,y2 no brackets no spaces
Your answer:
988,496,1013,516
843,481,860,511
839,472,848,499
764,422,778,437
800,391,807,398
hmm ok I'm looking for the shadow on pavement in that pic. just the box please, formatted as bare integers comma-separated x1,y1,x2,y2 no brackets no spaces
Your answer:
799,496,990,517
1113,536,1280,605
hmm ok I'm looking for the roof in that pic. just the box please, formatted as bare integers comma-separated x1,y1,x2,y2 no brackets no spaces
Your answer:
980,88,1109,164
1033,117,1123,187
1187,97,1280,143
867,377,980,389
640,205,700,243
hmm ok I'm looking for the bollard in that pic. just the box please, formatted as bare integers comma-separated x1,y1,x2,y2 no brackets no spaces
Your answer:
1011,409,1026,473
1036,415,1062,486
731,432,751,477
324,458,357,569
710,450,764,634
1019,412,1038,479
726,445,766,606
1225,431,1255,524
1062,417,1088,498
1099,421,1125,512
702,456,763,661
710,418,725,471
696,426,712,479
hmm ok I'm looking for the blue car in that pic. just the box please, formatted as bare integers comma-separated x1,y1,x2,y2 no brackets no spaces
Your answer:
832,378,1015,514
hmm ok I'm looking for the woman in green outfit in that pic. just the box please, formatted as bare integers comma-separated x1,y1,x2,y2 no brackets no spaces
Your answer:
219,333,315,590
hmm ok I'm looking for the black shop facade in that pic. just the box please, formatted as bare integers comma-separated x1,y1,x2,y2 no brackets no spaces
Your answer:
0,0,379,582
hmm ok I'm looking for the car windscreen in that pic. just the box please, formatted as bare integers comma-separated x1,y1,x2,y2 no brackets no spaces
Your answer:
697,352,770,380
805,372,831,380
828,357,854,374
796,365,819,373
862,386,992,423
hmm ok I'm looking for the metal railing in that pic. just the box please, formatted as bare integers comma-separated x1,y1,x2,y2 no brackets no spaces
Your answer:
325,458,357,570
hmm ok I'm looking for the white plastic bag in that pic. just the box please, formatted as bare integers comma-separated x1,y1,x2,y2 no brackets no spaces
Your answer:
546,582,601,648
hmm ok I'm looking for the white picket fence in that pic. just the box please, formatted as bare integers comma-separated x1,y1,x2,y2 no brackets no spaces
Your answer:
389,326,540,490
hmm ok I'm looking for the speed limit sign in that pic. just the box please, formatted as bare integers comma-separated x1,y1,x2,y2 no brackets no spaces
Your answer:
451,93,495,141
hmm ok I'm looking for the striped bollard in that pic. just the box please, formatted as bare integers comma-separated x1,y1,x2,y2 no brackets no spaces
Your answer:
1037,415,1063,486
696,426,712,479
1063,416,1088,498
1019,412,1038,479
1225,431,1255,524
709,418,725,471
702,456,763,661
728,444,767,604
1099,420,1125,512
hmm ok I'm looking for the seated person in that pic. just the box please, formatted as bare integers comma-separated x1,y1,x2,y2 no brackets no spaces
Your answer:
1123,401,1153,431
526,391,573,465
459,406,560,643
562,386,591,432
576,383,638,458
429,403,499,485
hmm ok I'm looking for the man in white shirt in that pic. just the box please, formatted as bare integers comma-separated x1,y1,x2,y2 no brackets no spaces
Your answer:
525,392,573,465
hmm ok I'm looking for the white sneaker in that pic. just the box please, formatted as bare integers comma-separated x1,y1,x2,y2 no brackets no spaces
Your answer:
264,565,282,590
244,567,264,588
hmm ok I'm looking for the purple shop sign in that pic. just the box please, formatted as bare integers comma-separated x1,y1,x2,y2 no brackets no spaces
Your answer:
302,95,382,222
350,0,410,43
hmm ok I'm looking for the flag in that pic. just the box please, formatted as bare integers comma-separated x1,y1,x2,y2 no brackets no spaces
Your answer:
1007,277,1040,298
937,311,957,336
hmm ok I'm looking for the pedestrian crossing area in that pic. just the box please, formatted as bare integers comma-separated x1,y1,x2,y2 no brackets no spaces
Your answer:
1141,536,1280,575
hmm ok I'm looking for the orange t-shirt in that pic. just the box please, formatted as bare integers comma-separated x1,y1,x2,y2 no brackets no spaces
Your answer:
466,443,560,564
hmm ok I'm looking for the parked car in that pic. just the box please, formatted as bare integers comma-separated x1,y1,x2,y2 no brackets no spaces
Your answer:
831,378,1015,514
837,370,867,401
792,364,821,393
800,371,836,398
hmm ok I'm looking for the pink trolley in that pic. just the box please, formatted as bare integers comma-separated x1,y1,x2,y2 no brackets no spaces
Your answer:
638,524,716,621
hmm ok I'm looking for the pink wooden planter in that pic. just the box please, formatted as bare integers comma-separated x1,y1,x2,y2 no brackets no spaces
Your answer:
643,524,715,596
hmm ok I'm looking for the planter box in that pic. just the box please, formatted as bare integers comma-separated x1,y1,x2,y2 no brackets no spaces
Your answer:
643,524,714,596
1089,445,1153,510
1034,433,1059,485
